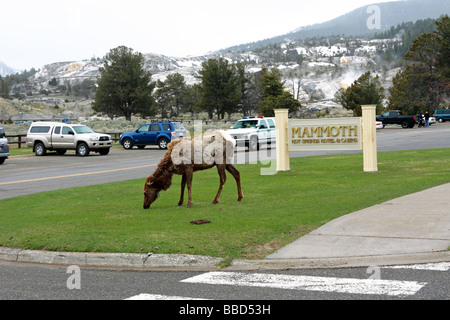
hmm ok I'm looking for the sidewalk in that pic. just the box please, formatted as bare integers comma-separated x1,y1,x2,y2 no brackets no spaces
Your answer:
1,184,449,270
232,183,450,269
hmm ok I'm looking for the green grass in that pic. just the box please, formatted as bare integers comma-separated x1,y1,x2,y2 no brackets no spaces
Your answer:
8,147,34,156
1,148,450,262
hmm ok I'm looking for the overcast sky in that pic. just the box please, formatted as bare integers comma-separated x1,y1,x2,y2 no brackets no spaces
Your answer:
1,0,401,70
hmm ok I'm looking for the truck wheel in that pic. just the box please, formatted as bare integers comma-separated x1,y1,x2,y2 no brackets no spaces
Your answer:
401,121,410,129
122,138,133,150
0,158,5,165
158,138,169,149
35,142,47,156
77,143,90,157
249,136,259,151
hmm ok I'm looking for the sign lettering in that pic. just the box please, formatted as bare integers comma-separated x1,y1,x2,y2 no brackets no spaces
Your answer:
288,118,362,151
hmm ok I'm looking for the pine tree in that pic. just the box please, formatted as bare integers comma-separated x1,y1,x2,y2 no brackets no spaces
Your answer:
198,58,241,120
388,16,449,113
92,46,155,120
259,68,301,116
155,73,187,118
436,15,450,79
336,71,385,116
0,76,11,99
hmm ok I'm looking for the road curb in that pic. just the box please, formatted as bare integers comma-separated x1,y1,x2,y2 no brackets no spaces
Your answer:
1,246,449,271
0,247,223,271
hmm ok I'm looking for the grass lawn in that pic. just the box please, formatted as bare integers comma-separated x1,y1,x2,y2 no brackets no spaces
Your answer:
1,148,449,263
8,147,34,156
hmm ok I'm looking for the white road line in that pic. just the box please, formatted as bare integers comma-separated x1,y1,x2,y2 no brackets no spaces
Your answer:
125,294,208,300
385,262,450,271
181,272,426,296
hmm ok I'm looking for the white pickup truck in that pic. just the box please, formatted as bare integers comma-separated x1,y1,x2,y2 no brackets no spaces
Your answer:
26,122,112,157
227,116,276,151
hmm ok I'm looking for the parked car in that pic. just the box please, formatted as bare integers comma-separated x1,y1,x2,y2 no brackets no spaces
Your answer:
26,122,112,157
119,122,187,150
227,116,276,151
429,116,436,125
376,121,383,129
0,127,10,165
434,109,450,123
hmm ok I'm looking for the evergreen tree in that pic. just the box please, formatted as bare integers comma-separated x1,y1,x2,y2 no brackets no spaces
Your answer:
92,46,155,120
436,15,450,79
155,73,187,118
259,68,301,116
198,58,241,120
0,76,11,99
388,16,449,113
182,84,202,117
336,71,385,116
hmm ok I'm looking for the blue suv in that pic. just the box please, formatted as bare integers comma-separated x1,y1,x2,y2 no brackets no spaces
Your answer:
119,122,186,150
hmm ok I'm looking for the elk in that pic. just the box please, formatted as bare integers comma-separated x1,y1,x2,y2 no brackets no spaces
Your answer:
144,131,243,209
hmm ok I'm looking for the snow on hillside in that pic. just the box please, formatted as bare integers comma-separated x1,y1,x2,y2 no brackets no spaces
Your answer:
0,60,16,77
21,35,400,111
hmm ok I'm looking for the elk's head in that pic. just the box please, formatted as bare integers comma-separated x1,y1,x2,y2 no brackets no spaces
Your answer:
143,176,160,209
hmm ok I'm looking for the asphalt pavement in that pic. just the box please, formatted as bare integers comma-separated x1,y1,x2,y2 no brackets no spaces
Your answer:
1,183,449,270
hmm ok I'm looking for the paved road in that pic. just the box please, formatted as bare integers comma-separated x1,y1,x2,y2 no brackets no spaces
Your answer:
0,147,167,200
1,124,449,302
1,123,450,200
0,260,448,300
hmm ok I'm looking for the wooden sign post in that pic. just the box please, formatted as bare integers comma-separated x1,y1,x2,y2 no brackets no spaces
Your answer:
274,105,378,173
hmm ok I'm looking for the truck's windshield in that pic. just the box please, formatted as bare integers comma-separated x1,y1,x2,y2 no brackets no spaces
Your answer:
233,120,258,129
73,126,95,134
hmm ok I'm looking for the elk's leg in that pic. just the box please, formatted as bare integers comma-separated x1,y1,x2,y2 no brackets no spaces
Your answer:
226,164,244,202
186,166,194,208
212,165,227,205
178,174,186,206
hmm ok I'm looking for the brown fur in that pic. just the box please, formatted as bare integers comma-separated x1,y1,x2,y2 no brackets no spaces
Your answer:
144,131,243,209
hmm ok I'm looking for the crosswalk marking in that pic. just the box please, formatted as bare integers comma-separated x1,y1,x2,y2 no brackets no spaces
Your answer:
181,271,426,296
126,263,447,300
126,294,207,300
385,262,450,271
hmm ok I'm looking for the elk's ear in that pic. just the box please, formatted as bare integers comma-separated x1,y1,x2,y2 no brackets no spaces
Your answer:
146,176,154,187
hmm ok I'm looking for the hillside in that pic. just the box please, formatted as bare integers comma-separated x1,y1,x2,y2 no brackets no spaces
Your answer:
0,60,16,77
221,0,449,53
1,0,449,121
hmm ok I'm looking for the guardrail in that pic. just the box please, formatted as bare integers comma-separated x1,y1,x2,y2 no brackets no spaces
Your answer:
6,133,123,149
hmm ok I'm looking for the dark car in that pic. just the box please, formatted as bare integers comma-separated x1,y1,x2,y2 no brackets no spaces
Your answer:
119,122,186,150
0,128,10,165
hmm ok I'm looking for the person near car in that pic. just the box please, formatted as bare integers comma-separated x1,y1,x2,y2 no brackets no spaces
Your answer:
417,112,424,127
424,111,430,127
